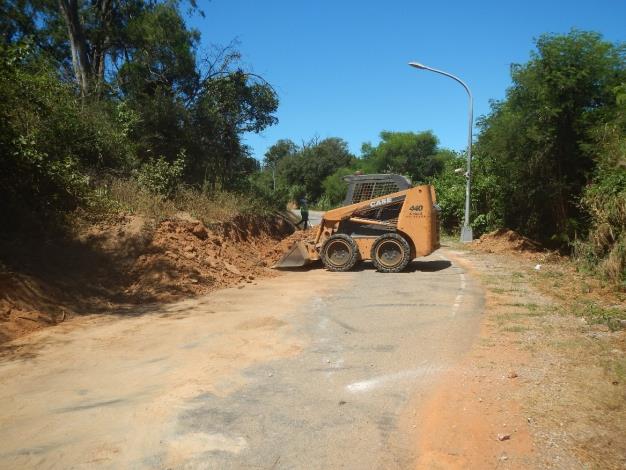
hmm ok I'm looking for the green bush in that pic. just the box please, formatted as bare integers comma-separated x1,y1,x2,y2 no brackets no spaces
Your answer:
136,152,185,198
575,169,626,288
247,170,289,211
288,184,306,204
429,155,466,233
0,42,131,232
315,194,334,211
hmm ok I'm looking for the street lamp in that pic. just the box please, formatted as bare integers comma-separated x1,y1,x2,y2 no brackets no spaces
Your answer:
408,62,473,242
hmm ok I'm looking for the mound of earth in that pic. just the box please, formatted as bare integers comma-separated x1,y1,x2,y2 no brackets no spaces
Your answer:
127,216,296,301
471,228,543,257
0,214,295,344
261,227,318,266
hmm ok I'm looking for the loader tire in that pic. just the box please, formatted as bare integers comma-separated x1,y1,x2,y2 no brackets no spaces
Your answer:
371,233,411,273
321,234,359,272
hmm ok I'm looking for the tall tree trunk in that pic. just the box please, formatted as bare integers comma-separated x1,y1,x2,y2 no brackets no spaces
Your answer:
91,0,113,96
59,0,92,96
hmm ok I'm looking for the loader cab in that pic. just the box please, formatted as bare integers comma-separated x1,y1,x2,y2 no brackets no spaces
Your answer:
342,174,412,205
339,174,413,239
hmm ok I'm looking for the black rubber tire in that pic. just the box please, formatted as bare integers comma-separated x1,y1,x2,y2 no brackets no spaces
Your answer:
370,233,412,273
321,234,359,272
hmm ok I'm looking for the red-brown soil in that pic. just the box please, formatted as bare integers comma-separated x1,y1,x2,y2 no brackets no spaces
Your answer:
261,226,317,266
413,246,626,469
471,228,544,257
0,214,308,344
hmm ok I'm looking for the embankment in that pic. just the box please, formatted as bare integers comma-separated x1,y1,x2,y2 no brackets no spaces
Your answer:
0,214,309,344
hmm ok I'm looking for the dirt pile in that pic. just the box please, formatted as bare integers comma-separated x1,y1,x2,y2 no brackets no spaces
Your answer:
261,227,318,266
0,274,70,343
0,214,295,344
471,228,544,258
127,216,296,301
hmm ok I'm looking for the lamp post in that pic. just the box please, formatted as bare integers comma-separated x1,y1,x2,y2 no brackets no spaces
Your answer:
408,62,473,242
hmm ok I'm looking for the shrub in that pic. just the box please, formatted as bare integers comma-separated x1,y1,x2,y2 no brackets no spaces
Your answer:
136,152,186,198
0,44,86,231
0,42,135,233
575,170,626,288
247,170,289,211
288,184,306,205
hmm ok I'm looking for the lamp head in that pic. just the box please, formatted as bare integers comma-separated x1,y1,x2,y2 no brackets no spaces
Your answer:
408,62,427,70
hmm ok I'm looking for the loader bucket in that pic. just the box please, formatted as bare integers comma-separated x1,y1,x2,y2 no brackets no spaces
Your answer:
274,242,315,268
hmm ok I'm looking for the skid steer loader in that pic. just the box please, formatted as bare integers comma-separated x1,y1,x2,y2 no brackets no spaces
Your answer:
275,174,441,272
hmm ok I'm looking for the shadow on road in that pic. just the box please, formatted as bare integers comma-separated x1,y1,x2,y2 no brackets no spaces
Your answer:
276,259,452,273
353,260,452,273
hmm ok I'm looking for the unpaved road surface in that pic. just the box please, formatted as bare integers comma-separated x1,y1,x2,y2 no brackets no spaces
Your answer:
0,249,483,469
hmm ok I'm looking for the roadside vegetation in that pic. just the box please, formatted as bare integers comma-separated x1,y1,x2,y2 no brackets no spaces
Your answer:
0,0,624,291
1,5,623,466
254,31,626,289
471,31,626,289
1,0,281,237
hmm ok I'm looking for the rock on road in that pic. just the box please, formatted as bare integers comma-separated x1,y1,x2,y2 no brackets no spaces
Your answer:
0,249,483,469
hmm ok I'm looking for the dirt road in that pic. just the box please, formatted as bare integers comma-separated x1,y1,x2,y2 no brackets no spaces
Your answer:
0,249,484,469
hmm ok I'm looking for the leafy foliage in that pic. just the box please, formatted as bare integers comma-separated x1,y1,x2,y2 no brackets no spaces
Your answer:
257,131,453,209
0,1,280,235
428,151,467,232
269,137,355,203
473,30,626,244
321,167,355,207
137,153,186,197
573,81,626,287
0,42,130,231
360,131,444,183
462,30,626,286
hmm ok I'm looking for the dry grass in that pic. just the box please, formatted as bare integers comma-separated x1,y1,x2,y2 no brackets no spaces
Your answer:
104,179,268,225
462,245,626,468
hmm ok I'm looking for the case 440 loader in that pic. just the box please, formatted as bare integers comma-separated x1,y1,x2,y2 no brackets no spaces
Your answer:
275,174,441,273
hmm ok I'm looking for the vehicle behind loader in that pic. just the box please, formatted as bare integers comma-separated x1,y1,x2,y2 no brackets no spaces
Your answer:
275,174,441,273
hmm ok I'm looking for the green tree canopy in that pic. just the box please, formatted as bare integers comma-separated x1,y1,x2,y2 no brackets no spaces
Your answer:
474,30,626,243
0,0,281,232
360,131,443,183
275,137,355,202
263,139,298,168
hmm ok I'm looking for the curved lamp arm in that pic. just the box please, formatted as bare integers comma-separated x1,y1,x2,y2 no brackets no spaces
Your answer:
408,62,474,242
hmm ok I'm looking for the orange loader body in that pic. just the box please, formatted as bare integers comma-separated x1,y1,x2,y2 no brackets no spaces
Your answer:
276,175,441,273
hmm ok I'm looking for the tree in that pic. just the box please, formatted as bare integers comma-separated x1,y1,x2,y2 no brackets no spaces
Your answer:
0,0,204,98
474,30,626,243
574,83,626,286
0,42,132,231
186,70,278,190
360,131,442,183
263,139,298,168
0,0,280,227
321,167,354,207
276,137,355,202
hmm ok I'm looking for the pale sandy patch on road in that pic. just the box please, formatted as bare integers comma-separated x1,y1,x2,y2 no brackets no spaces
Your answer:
0,270,339,469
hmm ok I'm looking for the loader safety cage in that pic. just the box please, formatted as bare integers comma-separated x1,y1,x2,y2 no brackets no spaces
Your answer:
342,174,412,206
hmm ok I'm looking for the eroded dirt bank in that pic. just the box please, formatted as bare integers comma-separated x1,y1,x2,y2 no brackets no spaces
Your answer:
0,214,313,344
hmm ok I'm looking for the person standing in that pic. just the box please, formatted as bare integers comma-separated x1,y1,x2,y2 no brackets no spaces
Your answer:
297,198,309,230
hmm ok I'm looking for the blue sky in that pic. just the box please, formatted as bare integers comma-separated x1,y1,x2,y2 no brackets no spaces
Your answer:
188,0,625,160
